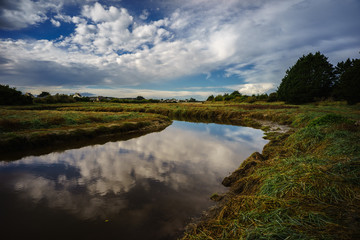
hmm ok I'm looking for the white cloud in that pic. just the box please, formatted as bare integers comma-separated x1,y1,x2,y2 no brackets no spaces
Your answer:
50,18,61,27
236,83,275,95
139,9,150,20
11,122,267,203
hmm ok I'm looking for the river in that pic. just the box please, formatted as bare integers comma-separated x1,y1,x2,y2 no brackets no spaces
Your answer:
0,121,268,239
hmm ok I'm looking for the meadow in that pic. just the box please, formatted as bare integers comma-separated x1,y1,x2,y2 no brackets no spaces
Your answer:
1,101,359,239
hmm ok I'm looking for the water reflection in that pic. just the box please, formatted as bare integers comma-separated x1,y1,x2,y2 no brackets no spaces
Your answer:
0,121,267,239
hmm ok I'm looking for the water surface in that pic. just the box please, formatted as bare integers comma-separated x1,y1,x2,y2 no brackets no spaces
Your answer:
0,121,268,239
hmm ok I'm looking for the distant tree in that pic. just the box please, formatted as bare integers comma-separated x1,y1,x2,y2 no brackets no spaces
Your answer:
245,96,256,103
230,90,241,97
267,92,278,102
136,96,145,101
38,91,51,98
277,52,335,104
0,84,33,105
223,93,232,101
206,95,214,101
34,93,75,104
256,93,269,101
214,94,224,101
189,97,197,102
334,58,360,104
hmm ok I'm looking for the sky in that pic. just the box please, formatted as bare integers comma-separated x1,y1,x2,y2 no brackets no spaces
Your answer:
0,0,359,100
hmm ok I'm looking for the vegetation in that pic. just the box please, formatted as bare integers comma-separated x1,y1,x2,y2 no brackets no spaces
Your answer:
181,103,360,240
206,91,273,103
110,98,160,103
206,52,360,105
0,106,171,157
277,52,335,104
33,93,76,104
0,84,33,105
333,58,360,104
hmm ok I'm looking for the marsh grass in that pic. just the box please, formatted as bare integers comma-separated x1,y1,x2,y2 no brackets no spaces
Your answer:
0,107,171,154
181,103,360,240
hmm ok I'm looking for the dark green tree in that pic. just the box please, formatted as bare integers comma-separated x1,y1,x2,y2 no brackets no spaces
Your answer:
38,91,51,97
0,84,33,105
136,96,145,101
277,52,335,104
230,90,241,98
267,92,278,102
334,58,360,104
223,93,232,101
214,94,224,101
206,95,214,101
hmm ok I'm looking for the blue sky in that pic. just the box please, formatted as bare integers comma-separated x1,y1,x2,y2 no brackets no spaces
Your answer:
0,0,359,100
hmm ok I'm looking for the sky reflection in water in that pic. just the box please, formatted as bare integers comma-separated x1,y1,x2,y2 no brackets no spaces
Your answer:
0,121,268,239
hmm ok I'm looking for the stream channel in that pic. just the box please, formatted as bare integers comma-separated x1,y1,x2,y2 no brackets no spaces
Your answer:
0,120,268,239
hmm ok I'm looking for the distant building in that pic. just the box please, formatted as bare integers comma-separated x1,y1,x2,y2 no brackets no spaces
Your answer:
73,93,82,98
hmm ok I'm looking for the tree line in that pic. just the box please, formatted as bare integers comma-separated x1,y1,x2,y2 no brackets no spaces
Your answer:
207,52,359,105
206,91,277,103
277,52,359,104
0,87,161,105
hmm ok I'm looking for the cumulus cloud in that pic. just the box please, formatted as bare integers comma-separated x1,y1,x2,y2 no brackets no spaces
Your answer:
237,83,275,95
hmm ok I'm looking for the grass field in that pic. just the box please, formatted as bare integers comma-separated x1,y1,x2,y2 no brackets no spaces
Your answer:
1,101,359,239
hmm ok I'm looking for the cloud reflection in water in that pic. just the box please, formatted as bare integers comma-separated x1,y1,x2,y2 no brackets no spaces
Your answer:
0,121,268,239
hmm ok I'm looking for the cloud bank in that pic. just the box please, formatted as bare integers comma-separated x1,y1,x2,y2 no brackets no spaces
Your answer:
0,0,359,98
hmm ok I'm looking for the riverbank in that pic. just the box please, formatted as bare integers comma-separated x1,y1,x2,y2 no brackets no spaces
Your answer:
181,104,360,239
0,108,171,160
1,102,359,238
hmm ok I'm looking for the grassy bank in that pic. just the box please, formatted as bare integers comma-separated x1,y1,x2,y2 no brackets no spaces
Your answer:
0,107,171,159
180,104,360,239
